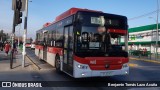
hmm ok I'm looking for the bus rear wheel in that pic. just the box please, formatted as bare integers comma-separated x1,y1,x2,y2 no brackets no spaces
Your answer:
55,55,61,73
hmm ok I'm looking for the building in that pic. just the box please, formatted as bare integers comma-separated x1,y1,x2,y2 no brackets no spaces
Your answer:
125,24,160,54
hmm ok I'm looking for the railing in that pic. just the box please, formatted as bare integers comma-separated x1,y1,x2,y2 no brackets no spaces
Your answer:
129,50,151,56
129,50,160,60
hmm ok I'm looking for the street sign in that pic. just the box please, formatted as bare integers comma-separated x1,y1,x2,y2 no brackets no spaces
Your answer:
12,0,26,11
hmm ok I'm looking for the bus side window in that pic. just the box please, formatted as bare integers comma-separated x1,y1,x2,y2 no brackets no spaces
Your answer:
50,31,53,46
48,31,52,46
55,28,63,47
43,32,48,46
52,30,56,46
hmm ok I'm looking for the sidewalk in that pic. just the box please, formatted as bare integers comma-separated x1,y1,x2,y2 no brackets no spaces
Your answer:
129,55,160,64
0,48,28,71
0,50,33,81
0,49,52,90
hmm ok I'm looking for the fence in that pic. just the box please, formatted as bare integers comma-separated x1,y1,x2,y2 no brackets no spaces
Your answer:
129,50,160,60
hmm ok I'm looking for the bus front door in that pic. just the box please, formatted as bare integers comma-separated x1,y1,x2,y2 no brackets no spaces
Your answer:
63,26,73,75
43,31,48,61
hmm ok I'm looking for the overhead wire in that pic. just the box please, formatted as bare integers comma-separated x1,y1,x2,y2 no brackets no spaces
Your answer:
128,10,159,21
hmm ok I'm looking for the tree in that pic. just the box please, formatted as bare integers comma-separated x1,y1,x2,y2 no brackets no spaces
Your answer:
0,30,3,41
0,30,9,42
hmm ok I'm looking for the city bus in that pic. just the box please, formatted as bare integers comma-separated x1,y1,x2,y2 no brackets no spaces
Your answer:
25,38,32,48
35,8,129,78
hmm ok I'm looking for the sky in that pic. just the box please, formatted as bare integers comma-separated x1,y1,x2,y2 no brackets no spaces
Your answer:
0,0,158,40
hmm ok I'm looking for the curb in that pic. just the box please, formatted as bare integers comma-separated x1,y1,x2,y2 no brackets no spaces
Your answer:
25,55,41,70
130,57,160,64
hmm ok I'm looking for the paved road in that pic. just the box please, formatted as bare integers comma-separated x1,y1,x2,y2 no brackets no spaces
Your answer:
26,48,160,90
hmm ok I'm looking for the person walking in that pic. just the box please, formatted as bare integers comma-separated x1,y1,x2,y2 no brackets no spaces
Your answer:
0,41,3,51
13,40,18,54
4,42,11,56
2,42,4,51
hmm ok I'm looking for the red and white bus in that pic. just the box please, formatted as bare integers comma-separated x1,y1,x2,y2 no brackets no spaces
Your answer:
35,8,129,78
25,38,33,48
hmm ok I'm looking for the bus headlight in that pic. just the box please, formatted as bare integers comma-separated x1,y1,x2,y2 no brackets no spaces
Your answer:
122,63,128,68
77,64,88,69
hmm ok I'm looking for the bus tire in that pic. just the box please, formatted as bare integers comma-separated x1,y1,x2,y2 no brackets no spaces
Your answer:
55,55,61,73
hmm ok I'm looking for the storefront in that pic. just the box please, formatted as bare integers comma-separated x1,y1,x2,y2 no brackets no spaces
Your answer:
121,24,160,54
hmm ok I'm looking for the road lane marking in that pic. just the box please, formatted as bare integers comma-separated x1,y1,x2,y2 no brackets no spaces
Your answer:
137,66,160,67
129,57,160,64
128,63,138,67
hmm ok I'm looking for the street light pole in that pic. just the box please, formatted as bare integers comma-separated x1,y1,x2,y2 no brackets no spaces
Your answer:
156,0,159,60
22,0,28,67
16,25,21,49
11,5,16,69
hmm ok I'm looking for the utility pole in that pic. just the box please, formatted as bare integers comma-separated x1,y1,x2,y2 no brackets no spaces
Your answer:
11,0,23,69
11,12,16,69
22,0,28,67
11,2,16,69
18,25,21,49
156,0,159,60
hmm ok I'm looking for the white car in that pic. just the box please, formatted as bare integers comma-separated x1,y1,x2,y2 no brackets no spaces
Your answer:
31,43,35,49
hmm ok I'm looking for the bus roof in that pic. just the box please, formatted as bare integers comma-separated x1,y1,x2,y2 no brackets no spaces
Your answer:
43,7,103,28
55,7,103,22
39,8,127,32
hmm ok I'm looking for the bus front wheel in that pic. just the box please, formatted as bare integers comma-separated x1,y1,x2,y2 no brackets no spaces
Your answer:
55,55,61,73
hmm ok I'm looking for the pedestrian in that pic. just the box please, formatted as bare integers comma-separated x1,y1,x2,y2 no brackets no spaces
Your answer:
2,42,4,50
13,40,18,54
0,41,3,51
142,48,145,55
4,42,11,56
144,48,147,55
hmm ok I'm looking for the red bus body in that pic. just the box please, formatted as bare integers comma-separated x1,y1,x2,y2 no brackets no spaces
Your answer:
35,8,129,78
25,38,32,48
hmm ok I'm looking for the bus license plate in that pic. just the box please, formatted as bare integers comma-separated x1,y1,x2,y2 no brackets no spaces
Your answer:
100,71,113,76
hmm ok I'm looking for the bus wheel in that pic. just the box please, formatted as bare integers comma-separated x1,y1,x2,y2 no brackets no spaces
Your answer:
55,55,61,73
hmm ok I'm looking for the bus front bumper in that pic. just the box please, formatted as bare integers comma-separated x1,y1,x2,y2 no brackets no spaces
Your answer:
73,61,129,78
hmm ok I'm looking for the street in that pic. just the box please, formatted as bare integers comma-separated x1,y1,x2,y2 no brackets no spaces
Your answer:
25,48,160,90
0,48,160,90
26,48,160,81
1,0,160,90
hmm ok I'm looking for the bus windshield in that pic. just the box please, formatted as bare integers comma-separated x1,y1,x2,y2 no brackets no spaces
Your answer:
75,26,127,57
26,39,32,44
75,12,128,57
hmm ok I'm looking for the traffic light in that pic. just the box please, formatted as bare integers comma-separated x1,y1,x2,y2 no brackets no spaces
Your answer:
15,0,23,25
15,10,22,25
